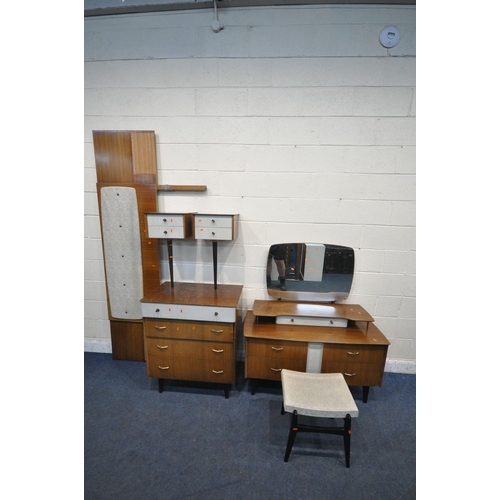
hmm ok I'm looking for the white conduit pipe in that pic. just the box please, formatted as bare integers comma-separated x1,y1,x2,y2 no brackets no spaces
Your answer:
212,0,223,33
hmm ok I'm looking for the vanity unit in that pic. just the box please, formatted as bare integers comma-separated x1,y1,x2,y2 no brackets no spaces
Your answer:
245,243,390,403
141,213,241,397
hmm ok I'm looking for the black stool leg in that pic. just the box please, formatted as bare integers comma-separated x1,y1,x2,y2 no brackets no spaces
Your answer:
343,414,352,468
284,411,299,462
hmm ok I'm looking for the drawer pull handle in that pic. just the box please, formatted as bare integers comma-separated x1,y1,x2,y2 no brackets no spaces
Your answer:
211,329,224,333
270,368,282,372
158,366,170,370
154,326,167,330
271,347,284,351
347,351,359,356
344,373,356,377
212,370,224,374
212,349,224,353
156,345,169,350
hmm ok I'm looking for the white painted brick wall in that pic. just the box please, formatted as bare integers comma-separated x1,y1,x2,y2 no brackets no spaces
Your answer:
84,5,416,370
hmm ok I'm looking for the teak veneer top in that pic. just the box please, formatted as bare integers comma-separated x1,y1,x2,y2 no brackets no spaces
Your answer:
140,282,243,307
244,311,389,346
252,300,374,322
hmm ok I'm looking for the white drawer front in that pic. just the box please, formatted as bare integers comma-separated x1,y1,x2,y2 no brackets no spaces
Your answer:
195,227,233,241
141,302,236,322
147,214,185,227
148,226,186,239
195,216,233,228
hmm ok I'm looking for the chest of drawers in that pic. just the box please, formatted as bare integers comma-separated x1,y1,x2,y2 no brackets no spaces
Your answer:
141,282,243,398
244,302,390,402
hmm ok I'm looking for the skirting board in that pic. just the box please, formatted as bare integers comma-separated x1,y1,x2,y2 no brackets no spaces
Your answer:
84,339,416,374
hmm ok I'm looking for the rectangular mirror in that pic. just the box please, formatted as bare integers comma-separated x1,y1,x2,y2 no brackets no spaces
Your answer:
266,243,354,302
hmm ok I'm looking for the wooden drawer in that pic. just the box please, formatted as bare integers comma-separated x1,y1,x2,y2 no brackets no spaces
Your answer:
246,356,307,381
144,320,172,338
246,339,308,359
203,323,234,342
146,337,174,357
146,337,235,383
145,320,234,342
322,344,387,365
322,361,385,387
204,345,235,383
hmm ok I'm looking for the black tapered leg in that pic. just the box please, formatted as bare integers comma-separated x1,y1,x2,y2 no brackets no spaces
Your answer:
224,385,230,399
250,379,258,395
343,414,352,468
362,386,369,403
212,241,218,290
167,239,174,287
158,378,165,393
284,411,299,462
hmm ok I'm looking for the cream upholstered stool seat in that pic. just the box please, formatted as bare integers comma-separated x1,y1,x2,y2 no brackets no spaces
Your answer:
281,369,359,467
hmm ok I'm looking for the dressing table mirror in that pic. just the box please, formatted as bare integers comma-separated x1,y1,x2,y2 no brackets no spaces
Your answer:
245,242,390,402
266,243,354,302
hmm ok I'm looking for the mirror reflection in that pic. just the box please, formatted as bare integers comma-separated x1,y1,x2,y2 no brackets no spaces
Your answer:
266,243,354,302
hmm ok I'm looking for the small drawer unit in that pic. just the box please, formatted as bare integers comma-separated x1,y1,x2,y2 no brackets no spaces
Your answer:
145,213,194,239
194,214,238,241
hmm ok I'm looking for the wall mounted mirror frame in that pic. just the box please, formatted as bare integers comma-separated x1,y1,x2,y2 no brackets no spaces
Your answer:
266,243,355,302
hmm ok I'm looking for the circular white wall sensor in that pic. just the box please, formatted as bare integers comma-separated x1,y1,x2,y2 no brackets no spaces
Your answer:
380,26,400,48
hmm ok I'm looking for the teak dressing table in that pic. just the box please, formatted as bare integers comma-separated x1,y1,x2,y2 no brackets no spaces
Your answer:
244,300,390,403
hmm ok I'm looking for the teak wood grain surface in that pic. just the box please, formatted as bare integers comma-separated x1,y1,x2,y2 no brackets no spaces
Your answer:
244,311,388,346
252,300,374,322
141,282,243,308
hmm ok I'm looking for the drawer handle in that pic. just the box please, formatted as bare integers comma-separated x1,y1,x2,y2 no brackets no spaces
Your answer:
270,368,282,372
212,349,224,353
344,373,356,377
347,351,359,356
271,347,284,351
211,329,224,333
212,370,224,374
158,366,170,370
156,345,169,350
154,326,167,330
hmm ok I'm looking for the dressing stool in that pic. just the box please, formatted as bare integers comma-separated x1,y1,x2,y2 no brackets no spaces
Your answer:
280,369,359,467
